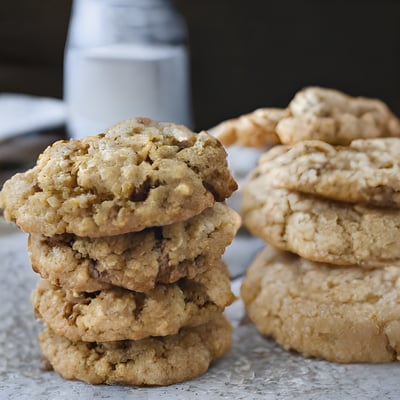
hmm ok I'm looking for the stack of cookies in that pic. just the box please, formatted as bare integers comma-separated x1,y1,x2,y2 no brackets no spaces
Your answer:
0,117,240,385
214,87,400,363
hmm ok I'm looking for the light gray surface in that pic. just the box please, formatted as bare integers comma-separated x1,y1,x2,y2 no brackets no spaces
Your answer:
0,227,399,400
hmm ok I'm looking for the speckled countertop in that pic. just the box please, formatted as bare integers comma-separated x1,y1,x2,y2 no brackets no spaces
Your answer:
0,222,399,400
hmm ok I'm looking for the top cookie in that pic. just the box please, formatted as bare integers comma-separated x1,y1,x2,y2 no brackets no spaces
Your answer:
256,138,400,207
210,87,400,147
210,108,285,148
0,117,237,237
276,87,400,145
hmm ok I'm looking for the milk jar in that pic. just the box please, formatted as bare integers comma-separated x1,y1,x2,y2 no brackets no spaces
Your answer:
64,0,192,138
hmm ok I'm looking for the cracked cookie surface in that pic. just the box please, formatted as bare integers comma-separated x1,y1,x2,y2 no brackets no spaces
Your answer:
0,117,237,237
242,179,400,266
241,246,400,363
210,108,286,148
254,138,400,207
276,86,400,145
39,314,232,386
29,203,240,292
31,262,234,342
209,87,400,147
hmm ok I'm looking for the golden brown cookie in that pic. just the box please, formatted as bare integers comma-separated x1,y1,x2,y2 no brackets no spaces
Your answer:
31,262,235,342
241,178,400,267
0,117,237,237
29,203,241,292
209,108,286,148
276,86,400,145
209,87,400,148
39,315,232,386
241,246,400,363
253,138,400,207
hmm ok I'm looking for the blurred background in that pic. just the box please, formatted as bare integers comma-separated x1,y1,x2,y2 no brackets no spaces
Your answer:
0,0,399,183
1,0,399,129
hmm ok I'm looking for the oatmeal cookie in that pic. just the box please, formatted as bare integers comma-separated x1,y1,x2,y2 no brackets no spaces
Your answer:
0,117,237,237
29,203,240,292
254,138,400,207
31,262,234,342
210,108,286,148
276,86,400,145
209,87,400,147
39,315,232,386
241,246,400,363
242,180,400,266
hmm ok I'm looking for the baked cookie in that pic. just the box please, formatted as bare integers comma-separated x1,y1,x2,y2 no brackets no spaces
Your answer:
209,87,400,147
241,246,400,363
276,86,400,145
39,314,232,386
0,117,237,237
29,203,241,292
210,108,286,148
242,180,400,267
31,262,234,342
254,138,400,207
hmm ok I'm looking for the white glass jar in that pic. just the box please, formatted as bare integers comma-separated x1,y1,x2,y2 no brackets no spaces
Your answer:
64,0,192,138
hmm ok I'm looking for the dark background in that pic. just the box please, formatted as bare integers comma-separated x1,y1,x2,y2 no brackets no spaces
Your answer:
0,0,399,131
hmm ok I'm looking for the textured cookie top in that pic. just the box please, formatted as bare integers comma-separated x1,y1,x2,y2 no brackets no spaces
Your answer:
241,246,400,362
210,87,400,147
31,262,234,342
210,108,285,148
0,117,237,237
276,87,400,145
39,315,232,386
29,203,241,292
242,178,400,266
255,138,400,207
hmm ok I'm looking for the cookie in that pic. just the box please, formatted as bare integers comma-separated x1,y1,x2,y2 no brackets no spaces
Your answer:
241,179,400,266
0,117,237,237
29,203,241,292
253,138,400,207
31,262,234,342
276,86,400,145
209,87,400,147
39,315,232,386
210,108,286,148
241,246,400,363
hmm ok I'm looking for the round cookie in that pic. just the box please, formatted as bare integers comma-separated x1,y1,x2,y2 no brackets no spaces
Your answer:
255,138,400,207
242,178,400,267
210,108,286,148
276,86,400,145
31,262,234,342
209,87,400,148
29,203,241,292
39,315,232,386
241,246,400,363
0,117,237,237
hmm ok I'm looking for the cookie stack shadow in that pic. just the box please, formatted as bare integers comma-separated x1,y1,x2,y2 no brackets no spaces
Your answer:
0,117,241,385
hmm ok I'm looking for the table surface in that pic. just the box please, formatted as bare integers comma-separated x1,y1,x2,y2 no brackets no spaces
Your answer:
1,222,400,400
